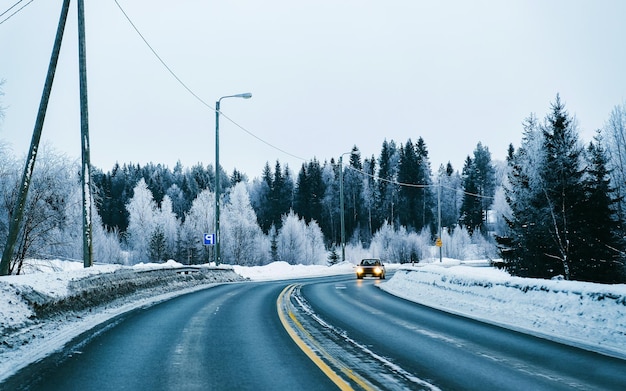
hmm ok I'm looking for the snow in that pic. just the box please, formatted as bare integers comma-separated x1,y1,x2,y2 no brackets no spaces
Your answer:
1,257,626,383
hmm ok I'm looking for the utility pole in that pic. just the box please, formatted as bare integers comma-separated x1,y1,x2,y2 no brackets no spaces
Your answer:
77,0,93,267
438,176,443,263
0,0,72,276
339,152,351,264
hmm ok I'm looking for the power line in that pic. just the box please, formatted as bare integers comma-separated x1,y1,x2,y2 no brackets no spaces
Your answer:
0,0,34,25
344,164,494,199
112,0,306,163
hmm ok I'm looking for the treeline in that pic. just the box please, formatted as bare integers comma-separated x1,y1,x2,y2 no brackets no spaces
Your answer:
92,139,499,250
2,95,626,283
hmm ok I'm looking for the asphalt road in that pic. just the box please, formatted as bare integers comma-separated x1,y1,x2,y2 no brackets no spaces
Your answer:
299,277,626,390
6,275,626,390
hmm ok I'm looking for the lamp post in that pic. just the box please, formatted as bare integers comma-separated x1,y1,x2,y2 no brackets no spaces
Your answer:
339,152,351,264
215,92,252,265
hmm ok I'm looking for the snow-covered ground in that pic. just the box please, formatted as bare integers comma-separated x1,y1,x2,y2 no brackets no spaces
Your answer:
1,258,625,383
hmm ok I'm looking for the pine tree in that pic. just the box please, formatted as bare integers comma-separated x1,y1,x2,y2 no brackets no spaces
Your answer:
459,143,495,234
254,162,273,233
397,138,433,232
498,96,623,282
377,139,399,227
539,95,586,280
149,226,167,262
575,132,625,282
499,113,557,277
397,139,421,230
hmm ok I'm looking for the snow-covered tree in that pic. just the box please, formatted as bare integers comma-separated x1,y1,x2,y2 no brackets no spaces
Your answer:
221,182,266,265
180,189,215,264
277,210,306,264
153,195,178,261
276,210,326,265
126,179,157,263
604,102,626,223
303,219,326,265
370,221,426,263
499,96,625,282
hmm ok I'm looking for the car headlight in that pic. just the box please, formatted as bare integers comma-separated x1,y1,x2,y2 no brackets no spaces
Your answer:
374,267,381,274
356,267,363,273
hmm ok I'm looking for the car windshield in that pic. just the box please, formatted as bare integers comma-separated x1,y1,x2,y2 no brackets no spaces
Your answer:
362,259,379,266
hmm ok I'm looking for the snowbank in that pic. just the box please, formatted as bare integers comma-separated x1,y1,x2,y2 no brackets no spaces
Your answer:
381,263,626,359
233,261,356,280
0,260,245,381
2,258,626,382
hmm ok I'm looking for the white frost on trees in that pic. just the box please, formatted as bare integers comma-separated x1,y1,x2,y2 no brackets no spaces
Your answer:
155,195,179,261
277,210,326,265
126,179,157,263
180,189,215,264
221,182,266,265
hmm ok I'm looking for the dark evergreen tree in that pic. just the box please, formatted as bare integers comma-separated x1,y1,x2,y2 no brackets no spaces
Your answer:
254,162,273,233
343,147,363,243
362,155,378,241
498,96,625,282
574,132,625,282
272,161,293,228
327,246,340,266
377,140,399,227
148,226,167,262
230,169,247,185
294,159,325,225
415,137,435,231
498,113,557,278
397,139,420,230
459,143,496,234
397,138,434,232
539,95,586,280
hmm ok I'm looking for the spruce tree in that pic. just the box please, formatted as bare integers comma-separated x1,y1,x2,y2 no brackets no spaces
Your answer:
539,95,586,280
459,143,496,234
576,133,625,282
397,139,421,230
377,139,399,227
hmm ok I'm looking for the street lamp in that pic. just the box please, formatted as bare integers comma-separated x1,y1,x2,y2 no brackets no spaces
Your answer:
339,152,351,263
215,92,252,265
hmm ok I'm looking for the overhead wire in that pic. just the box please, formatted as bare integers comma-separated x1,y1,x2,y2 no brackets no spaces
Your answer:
112,0,491,199
344,164,494,199
0,0,34,25
112,0,306,163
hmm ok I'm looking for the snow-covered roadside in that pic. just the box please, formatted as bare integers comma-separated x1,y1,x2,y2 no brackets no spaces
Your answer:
380,261,626,359
232,260,357,281
0,260,245,381
2,257,626,383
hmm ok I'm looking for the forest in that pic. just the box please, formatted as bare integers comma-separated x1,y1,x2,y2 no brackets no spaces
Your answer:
1,96,626,283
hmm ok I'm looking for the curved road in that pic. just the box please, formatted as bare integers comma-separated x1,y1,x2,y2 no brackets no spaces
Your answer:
5,275,626,390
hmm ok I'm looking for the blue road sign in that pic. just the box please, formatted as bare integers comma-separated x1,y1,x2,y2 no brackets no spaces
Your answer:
203,233,215,245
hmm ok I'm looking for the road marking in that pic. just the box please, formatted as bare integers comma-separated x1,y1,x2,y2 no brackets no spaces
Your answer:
277,284,374,391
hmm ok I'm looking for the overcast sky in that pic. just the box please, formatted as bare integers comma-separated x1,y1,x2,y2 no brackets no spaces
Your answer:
1,0,625,178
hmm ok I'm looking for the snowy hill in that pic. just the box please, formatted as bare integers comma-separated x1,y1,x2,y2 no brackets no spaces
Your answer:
1,259,625,382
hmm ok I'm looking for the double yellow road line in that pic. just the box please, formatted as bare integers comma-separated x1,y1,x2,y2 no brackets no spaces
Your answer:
276,284,376,391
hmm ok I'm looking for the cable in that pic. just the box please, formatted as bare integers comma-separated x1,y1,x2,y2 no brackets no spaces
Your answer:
0,0,34,25
113,0,306,163
344,164,494,199
112,0,493,196
0,0,23,18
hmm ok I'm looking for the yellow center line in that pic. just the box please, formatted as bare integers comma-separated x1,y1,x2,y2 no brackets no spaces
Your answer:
277,284,376,391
